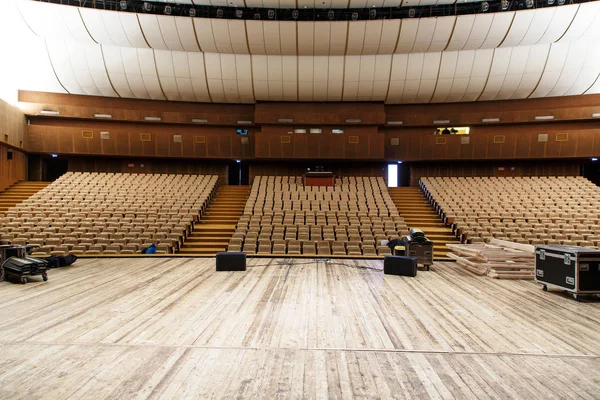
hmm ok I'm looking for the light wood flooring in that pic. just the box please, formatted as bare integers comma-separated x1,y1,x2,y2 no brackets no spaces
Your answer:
0,258,598,399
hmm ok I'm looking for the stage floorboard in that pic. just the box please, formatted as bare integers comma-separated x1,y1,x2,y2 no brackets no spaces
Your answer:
0,258,598,399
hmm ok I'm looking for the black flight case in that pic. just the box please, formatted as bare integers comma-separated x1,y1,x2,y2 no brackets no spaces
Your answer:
535,245,600,301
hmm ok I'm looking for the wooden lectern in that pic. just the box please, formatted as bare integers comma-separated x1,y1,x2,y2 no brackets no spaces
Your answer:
304,171,335,187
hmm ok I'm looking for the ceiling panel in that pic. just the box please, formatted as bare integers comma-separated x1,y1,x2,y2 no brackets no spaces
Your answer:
343,56,361,101
386,53,409,104
463,48,493,102
313,57,329,101
547,40,592,98
559,1,600,42
510,43,549,99
175,17,200,52
372,55,392,101
227,20,249,54
378,20,400,54
463,14,494,51
204,53,227,103
82,43,118,97
445,50,475,103
330,22,348,55
220,54,241,103
500,9,535,48
327,56,344,101
119,14,149,48
188,52,211,102
155,49,182,101
567,41,600,96
431,51,459,103
298,56,314,101
264,21,283,55
412,18,437,53
363,20,383,55
357,55,376,101
529,41,571,99
171,51,196,102
45,40,86,95
194,18,218,53
267,55,284,101
481,12,514,49
537,4,578,44
478,47,511,101
212,20,233,54
347,22,367,56
415,52,441,103
297,22,315,56
281,56,298,102
494,46,530,100
137,15,169,50
445,15,474,52
137,49,166,100
246,21,266,55
314,22,332,56
119,47,152,99
102,45,135,98
395,19,419,54
280,21,297,56
252,55,269,100
429,16,455,52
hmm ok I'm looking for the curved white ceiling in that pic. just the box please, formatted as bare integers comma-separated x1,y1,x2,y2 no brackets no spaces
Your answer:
2,0,600,104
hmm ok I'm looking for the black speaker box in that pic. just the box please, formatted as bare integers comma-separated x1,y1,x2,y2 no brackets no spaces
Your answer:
216,252,246,271
384,255,417,277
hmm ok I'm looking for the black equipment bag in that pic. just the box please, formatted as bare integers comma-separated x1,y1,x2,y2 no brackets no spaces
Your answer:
44,254,78,268
2,257,48,276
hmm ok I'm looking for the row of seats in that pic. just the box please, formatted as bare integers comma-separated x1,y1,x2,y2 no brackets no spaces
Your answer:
229,176,402,255
0,172,218,256
420,176,600,246
245,176,398,217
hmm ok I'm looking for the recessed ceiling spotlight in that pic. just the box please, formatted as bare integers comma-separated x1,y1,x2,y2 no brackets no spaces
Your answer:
164,5,171,15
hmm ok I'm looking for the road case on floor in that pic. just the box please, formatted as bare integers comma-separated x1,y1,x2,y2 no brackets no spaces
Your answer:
535,245,600,301
401,235,434,270
1,257,48,284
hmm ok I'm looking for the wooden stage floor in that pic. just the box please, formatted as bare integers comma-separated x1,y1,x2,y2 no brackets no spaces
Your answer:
0,258,598,399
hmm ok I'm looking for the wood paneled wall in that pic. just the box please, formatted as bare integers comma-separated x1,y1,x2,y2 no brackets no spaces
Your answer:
0,99,28,190
255,102,385,125
384,122,600,162
409,161,581,186
0,144,27,191
27,119,255,160
18,91,255,126
255,126,384,159
67,156,229,182
386,94,600,126
0,98,26,150
248,161,386,182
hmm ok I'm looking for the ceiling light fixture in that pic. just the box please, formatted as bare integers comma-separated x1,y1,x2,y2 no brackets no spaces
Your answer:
481,118,500,123
40,110,59,115
164,5,171,15
94,113,112,119
534,115,554,121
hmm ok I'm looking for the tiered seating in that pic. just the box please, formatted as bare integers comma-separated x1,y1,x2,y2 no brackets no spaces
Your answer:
421,176,600,247
228,176,408,256
0,172,218,255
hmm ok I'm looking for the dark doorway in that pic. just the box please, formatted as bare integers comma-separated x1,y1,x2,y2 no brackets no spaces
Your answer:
42,156,69,182
582,160,600,186
228,161,249,185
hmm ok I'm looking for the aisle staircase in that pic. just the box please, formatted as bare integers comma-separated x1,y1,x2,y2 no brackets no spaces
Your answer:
389,187,460,261
178,185,249,256
0,181,50,214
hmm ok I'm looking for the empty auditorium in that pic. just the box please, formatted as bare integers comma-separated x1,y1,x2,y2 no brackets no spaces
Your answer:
1,0,600,397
